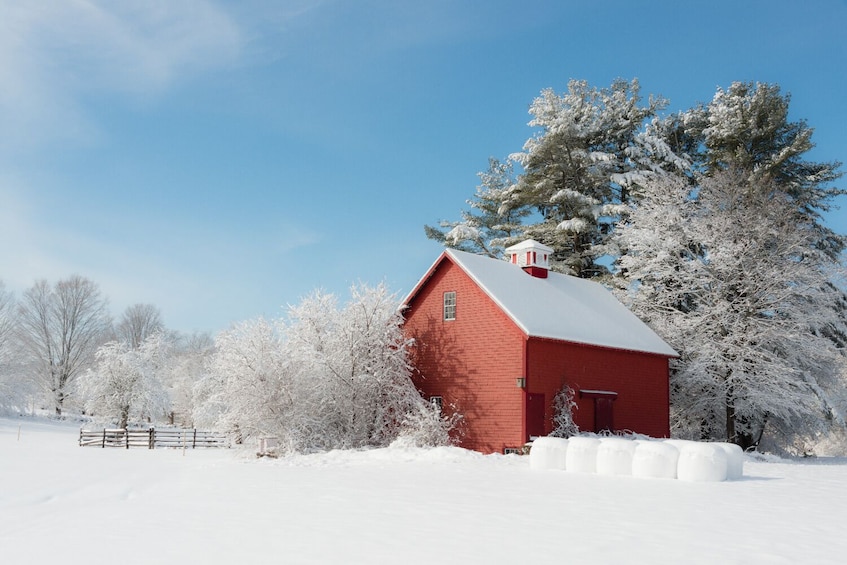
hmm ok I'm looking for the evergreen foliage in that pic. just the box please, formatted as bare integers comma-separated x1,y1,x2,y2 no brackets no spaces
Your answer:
429,78,846,452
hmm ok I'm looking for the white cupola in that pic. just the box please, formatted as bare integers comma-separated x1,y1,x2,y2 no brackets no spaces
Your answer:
505,239,553,278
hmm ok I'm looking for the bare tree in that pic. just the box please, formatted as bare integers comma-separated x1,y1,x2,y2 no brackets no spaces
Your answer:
0,282,28,412
116,303,163,349
17,275,112,415
0,282,15,363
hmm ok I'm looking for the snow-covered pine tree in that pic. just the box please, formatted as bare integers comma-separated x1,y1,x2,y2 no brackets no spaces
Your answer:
425,158,529,259
428,78,688,277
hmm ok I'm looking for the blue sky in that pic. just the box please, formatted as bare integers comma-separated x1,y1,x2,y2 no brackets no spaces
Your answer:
1,0,845,334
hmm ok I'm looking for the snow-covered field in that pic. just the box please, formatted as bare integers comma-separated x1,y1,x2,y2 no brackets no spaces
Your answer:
3,416,847,564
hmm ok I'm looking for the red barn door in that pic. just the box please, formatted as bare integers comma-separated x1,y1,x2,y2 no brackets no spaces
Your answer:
527,393,545,438
579,390,618,433
595,397,614,432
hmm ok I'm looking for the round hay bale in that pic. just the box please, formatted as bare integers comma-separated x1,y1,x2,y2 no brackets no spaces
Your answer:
529,436,569,471
565,436,601,473
632,441,679,480
714,442,744,480
596,438,636,476
677,443,728,482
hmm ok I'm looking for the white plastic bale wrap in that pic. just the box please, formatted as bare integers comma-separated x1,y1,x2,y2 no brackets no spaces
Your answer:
529,437,569,471
714,442,744,480
676,443,728,482
565,436,600,473
596,438,637,476
632,441,679,479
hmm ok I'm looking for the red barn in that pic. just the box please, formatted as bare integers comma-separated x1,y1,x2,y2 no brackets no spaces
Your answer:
402,240,677,454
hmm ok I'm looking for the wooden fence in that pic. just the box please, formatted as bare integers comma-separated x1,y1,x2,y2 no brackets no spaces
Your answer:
79,428,229,449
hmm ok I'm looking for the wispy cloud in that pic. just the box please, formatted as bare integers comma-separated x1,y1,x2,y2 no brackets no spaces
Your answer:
0,0,244,150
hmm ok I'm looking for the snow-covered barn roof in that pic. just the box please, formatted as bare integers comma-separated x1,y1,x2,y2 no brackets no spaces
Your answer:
404,248,677,357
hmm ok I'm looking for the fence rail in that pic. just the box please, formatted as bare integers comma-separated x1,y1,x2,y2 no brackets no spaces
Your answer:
79,428,229,449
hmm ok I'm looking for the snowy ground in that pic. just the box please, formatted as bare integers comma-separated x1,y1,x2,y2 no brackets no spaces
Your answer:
2,416,847,564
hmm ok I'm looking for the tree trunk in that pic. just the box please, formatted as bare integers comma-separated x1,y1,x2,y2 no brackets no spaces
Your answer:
725,390,736,444
119,407,129,430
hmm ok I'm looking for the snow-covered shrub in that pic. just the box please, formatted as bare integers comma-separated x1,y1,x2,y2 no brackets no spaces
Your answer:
550,385,579,438
529,436,569,470
195,317,307,449
77,334,171,428
396,400,463,448
194,283,459,454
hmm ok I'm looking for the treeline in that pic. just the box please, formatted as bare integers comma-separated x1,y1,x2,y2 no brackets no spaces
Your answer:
0,279,453,451
0,275,212,425
428,79,847,453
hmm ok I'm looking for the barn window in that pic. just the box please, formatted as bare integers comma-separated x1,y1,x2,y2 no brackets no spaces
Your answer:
430,396,443,413
443,291,456,321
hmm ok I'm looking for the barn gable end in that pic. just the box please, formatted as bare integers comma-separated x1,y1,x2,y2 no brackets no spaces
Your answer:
403,257,527,453
402,245,675,453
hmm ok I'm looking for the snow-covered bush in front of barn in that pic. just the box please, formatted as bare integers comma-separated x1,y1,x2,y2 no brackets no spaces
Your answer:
550,385,579,438
193,283,460,454
393,399,463,448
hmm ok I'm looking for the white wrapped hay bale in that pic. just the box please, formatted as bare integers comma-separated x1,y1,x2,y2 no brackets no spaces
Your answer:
676,443,728,482
529,437,569,471
632,441,679,480
596,438,637,476
565,436,600,473
663,439,696,451
714,442,744,480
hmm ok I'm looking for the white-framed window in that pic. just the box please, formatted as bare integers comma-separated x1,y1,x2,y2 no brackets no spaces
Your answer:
430,396,443,413
443,291,456,321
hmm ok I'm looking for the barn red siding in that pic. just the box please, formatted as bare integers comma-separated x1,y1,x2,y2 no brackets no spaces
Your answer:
526,337,670,438
403,259,526,453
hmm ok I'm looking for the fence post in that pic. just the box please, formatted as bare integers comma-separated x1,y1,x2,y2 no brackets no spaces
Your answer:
193,428,197,449
102,429,106,448
149,427,155,450
125,429,129,450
